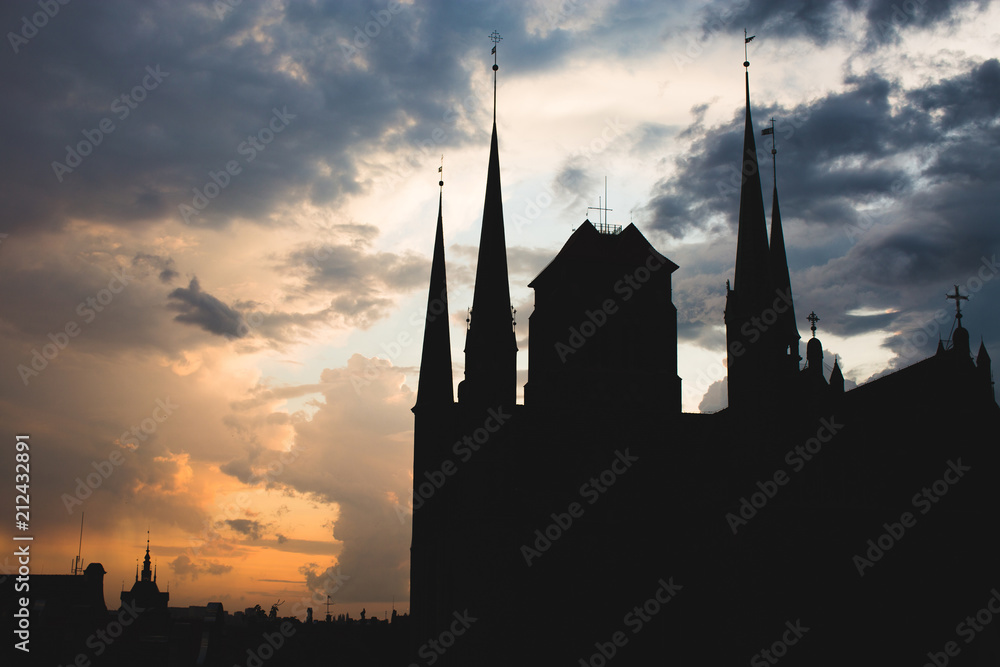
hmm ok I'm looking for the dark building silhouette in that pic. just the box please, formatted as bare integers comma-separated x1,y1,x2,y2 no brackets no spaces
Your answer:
120,534,169,611
410,54,1000,666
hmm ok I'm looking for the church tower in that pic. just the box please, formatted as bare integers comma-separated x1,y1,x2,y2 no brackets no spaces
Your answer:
765,121,801,380
456,40,517,410
726,51,778,411
410,173,456,649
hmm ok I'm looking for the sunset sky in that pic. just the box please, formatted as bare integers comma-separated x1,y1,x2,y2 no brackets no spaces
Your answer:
2,0,998,619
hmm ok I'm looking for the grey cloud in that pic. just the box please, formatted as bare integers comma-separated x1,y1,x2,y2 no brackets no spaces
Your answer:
167,277,246,338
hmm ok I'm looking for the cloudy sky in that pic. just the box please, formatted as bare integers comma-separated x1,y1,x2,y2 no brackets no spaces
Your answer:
2,0,998,618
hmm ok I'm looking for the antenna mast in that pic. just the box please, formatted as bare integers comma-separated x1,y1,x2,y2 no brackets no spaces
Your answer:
72,512,85,574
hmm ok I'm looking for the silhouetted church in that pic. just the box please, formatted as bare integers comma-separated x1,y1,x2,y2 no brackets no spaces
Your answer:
410,50,999,666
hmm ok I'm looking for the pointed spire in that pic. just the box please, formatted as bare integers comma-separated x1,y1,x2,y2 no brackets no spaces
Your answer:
142,532,152,582
459,39,516,408
414,170,453,410
978,339,992,365
767,124,800,354
733,57,770,300
830,356,845,394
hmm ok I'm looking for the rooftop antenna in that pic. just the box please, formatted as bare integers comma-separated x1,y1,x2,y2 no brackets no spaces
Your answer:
587,185,613,230
72,512,85,574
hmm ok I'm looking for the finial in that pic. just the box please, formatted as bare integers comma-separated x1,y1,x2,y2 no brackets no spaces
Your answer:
807,311,820,338
438,155,444,188
763,117,777,184
744,29,755,68
490,30,502,120
946,284,968,322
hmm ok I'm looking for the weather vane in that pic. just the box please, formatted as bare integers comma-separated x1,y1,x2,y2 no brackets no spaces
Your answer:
744,29,755,68
490,30,502,120
438,155,444,188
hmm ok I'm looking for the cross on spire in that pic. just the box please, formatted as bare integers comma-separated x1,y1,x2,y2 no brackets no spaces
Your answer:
489,30,502,121
946,284,968,322
807,311,820,338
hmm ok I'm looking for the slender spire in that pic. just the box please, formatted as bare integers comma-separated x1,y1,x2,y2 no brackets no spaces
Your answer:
766,118,800,353
142,533,152,582
414,165,454,409
459,36,516,407
725,32,776,412
733,39,770,299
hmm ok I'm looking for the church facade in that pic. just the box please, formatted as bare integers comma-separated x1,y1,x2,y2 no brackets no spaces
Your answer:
410,58,999,666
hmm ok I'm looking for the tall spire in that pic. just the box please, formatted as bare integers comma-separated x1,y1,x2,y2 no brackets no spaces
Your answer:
766,118,800,363
141,532,152,582
414,164,454,409
733,39,769,297
459,32,516,408
726,32,775,412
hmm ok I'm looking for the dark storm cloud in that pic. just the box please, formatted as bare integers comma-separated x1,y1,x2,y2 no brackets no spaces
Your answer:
226,518,265,541
647,57,1000,364
0,0,691,237
168,276,246,338
0,0,491,233
699,0,991,47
